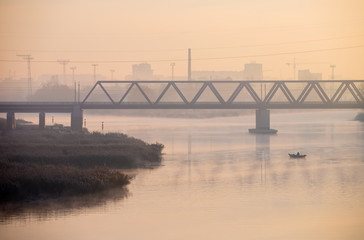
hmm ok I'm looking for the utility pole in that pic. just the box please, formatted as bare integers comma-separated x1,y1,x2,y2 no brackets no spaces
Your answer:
188,48,191,81
286,57,296,80
58,59,70,85
170,62,175,81
78,82,81,103
70,66,77,102
110,69,115,81
16,54,33,99
92,64,98,82
330,65,336,80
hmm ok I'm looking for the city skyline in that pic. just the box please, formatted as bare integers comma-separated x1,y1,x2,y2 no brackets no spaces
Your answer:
1,2,364,239
0,0,364,81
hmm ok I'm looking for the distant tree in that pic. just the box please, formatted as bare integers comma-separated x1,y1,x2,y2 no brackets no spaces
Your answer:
29,77,74,102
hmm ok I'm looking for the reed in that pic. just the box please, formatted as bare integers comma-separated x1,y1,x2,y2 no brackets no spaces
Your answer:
0,160,132,202
0,130,164,168
0,129,164,202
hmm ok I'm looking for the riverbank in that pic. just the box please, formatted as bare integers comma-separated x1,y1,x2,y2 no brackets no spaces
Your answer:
0,161,131,202
0,129,164,203
355,112,364,122
1,130,164,168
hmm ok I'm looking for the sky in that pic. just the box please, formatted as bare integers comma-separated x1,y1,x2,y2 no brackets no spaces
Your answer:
0,0,364,81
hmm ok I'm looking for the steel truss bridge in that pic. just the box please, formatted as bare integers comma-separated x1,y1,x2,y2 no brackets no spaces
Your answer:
82,80,364,109
0,80,363,132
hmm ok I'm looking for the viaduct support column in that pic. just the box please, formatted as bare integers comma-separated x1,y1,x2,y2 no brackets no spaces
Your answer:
71,105,83,132
39,112,45,129
6,112,16,130
249,109,277,134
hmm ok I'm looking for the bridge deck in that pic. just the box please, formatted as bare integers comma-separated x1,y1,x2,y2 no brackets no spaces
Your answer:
0,102,362,113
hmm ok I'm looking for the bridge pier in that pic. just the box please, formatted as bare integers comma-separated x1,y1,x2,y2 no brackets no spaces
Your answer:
249,109,277,134
6,112,16,130
71,105,83,131
39,112,45,129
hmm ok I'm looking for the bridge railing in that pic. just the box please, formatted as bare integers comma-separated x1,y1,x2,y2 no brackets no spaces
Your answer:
82,80,364,107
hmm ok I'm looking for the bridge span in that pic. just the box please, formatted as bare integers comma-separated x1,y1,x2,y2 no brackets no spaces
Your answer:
1,80,363,133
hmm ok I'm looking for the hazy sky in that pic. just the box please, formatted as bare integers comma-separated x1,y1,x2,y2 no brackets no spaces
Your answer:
0,0,363,80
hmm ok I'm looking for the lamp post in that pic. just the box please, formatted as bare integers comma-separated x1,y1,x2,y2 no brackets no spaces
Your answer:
170,62,175,81
188,48,191,81
70,66,77,102
330,65,336,80
92,64,98,82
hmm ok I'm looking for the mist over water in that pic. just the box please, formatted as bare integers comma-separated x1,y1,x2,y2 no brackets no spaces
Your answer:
1,0,364,238
1,109,364,240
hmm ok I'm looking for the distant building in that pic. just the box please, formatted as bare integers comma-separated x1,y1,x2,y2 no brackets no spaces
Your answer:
192,71,243,80
191,62,263,81
244,63,263,80
298,69,322,80
125,63,154,80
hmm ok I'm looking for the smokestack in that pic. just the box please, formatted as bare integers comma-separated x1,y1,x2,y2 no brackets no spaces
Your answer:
188,48,191,81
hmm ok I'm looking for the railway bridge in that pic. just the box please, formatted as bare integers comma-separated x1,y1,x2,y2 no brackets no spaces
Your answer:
1,80,363,133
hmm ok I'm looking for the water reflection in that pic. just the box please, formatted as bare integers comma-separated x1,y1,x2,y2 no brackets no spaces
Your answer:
188,134,192,184
0,188,129,224
1,112,364,240
255,134,270,185
255,134,270,161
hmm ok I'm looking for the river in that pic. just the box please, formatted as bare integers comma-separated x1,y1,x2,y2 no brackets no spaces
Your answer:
1,110,364,240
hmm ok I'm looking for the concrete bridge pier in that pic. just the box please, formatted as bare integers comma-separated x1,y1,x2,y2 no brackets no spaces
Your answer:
71,105,83,131
249,109,277,134
39,112,45,129
6,112,16,130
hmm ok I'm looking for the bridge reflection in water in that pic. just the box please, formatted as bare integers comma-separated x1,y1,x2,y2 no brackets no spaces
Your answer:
1,80,363,132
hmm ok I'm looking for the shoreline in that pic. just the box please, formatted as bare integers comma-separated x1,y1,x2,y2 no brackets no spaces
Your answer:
0,127,164,203
355,112,364,122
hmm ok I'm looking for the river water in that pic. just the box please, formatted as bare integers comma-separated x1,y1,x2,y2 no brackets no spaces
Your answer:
1,110,364,240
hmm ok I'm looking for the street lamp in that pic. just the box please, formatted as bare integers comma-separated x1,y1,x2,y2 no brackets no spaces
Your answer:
92,64,98,82
70,66,77,102
170,62,175,81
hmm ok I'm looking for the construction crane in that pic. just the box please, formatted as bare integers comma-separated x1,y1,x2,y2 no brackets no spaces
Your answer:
286,58,329,80
286,58,297,80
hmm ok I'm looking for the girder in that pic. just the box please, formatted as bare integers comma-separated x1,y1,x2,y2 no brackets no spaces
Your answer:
82,80,364,108
0,80,363,113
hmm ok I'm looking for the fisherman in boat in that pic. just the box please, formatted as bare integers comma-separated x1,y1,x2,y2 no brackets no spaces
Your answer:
289,152,306,158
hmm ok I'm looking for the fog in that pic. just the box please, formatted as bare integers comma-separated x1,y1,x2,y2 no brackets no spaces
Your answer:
1,1,364,240
1,0,364,88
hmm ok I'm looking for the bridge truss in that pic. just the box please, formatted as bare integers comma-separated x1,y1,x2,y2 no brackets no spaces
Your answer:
82,80,364,109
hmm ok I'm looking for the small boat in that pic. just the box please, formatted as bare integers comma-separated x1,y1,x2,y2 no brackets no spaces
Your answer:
288,153,306,158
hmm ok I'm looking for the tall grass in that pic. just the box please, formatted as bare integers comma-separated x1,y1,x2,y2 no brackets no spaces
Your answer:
0,160,132,202
0,130,164,168
0,129,164,202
